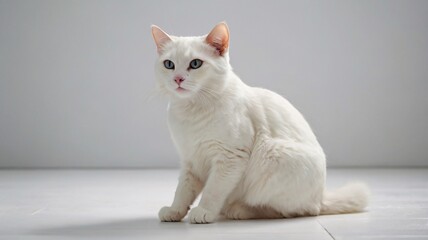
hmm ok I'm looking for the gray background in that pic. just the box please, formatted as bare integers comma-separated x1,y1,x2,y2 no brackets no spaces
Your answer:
1,0,427,168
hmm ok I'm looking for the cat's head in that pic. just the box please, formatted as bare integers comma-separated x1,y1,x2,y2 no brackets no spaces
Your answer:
151,23,231,100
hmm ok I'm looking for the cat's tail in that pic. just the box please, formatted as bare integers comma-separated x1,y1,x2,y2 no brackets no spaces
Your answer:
320,182,370,215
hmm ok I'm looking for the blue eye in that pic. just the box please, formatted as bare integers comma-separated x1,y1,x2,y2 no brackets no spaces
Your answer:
163,60,175,69
189,59,203,69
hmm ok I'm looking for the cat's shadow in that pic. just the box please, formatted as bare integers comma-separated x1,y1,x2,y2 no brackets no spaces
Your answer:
32,217,189,238
32,217,285,238
31,216,303,239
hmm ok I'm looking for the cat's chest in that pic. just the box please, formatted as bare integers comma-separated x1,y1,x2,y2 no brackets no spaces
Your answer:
168,108,242,150
167,104,253,174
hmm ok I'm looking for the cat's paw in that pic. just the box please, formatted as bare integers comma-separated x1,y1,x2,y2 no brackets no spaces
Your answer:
158,206,187,222
188,206,216,224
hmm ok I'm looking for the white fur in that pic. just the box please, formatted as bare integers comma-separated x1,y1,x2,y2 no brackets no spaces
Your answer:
152,23,369,224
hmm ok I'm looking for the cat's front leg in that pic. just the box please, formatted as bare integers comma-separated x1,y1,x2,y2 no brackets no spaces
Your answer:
189,158,246,224
159,168,202,222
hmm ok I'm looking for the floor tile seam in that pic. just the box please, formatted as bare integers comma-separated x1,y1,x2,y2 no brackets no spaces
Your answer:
316,219,335,240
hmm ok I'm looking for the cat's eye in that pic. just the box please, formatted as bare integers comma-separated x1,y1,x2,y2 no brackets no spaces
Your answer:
163,60,175,70
189,59,203,69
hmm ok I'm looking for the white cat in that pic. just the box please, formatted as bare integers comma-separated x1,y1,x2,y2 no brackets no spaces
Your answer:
151,22,369,224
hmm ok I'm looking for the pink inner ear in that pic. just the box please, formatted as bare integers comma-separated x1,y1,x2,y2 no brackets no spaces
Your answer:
151,25,172,53
206,23,229,55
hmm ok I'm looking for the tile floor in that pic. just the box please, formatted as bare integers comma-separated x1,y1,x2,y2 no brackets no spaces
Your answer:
0,168,427,239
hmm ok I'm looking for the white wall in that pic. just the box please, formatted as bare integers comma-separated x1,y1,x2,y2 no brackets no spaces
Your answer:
1,0,427,168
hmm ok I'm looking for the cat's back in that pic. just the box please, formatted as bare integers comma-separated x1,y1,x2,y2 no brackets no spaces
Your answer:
247,86,318,143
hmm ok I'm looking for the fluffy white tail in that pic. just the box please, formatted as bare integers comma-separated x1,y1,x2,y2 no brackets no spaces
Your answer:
320,182,370,215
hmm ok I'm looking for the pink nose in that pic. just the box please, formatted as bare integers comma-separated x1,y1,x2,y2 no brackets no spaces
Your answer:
174,76,185,85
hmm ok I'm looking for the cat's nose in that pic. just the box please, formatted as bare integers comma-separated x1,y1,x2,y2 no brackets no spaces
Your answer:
174,76,185,85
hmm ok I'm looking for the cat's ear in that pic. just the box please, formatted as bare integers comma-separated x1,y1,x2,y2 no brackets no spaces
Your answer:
206,22,230,56
151,25,172,54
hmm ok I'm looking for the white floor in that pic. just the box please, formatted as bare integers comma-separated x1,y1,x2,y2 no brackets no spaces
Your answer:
0,168,428,240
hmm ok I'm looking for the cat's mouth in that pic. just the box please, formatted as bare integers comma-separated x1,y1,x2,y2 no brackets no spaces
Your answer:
176,87,187,92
